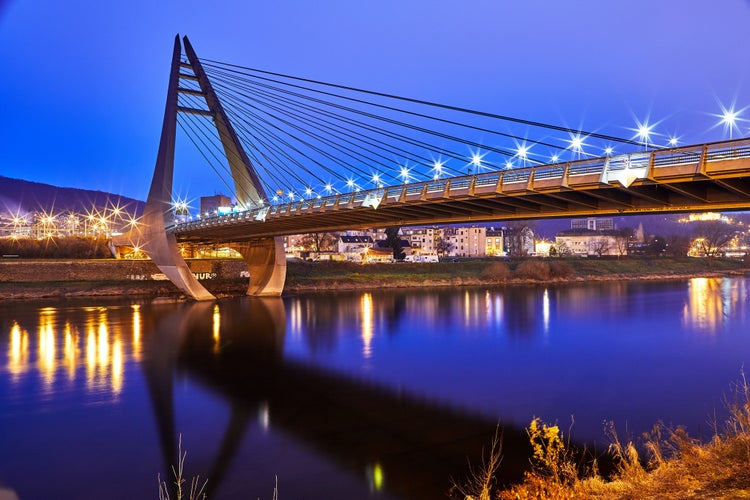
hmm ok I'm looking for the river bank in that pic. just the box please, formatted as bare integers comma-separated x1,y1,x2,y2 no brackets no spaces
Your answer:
0,257,746,299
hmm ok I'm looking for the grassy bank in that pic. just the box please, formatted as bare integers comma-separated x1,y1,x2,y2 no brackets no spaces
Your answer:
0,257,746,299
454,375,750,500
285,257,748,292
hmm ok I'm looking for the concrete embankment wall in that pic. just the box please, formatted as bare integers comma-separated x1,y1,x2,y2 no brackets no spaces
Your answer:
0,259,249,283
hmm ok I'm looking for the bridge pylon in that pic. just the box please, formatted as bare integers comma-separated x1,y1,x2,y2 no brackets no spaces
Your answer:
113,35,286,299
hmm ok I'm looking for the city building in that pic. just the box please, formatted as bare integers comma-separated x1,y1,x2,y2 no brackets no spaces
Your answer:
443,227,486,257
571,217,614,231
403,227,439,253
200,194,232,217
338,235,373,261
485,228,504,256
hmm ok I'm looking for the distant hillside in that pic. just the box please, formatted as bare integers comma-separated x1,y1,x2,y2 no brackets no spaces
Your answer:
0,175,144,216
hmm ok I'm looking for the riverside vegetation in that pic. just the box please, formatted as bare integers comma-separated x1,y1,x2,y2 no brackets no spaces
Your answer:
283,257,748,292
453,373,750,500
0,256,747,299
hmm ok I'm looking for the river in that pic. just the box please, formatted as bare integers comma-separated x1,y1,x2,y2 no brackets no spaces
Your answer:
1,277,749,499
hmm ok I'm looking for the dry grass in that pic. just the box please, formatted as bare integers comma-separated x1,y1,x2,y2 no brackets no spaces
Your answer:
451,427,504,500
158,436,207,500
461,373,750,500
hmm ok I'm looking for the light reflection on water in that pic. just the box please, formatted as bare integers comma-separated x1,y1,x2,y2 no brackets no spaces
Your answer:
682,277,748,333
5,305,129,396
1,277,750,499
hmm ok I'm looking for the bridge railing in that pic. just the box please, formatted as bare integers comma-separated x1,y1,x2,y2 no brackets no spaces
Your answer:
568,158,606,176
606,152,650,171
532,166,565,180
706,138,750,162
171,138,750,234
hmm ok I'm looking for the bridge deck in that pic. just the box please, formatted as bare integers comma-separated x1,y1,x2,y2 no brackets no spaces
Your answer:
173,138,750,242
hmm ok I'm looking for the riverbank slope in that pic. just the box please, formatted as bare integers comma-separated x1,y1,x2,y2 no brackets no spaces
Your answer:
0,257,746,299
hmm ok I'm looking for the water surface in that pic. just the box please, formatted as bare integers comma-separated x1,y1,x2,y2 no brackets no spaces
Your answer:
1,277,749,498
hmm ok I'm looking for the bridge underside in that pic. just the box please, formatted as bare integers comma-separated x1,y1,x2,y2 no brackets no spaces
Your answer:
174,144,750,243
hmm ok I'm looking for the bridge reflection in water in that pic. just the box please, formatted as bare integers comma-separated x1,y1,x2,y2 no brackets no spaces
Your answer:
143,298,530,499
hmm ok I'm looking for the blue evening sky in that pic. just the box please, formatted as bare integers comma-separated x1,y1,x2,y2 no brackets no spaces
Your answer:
1,0,749,201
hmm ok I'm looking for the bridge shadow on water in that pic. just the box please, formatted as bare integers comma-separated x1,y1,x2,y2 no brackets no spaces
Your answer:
141,297,540,499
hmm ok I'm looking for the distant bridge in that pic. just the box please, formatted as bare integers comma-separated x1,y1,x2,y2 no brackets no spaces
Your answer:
114,35,750,300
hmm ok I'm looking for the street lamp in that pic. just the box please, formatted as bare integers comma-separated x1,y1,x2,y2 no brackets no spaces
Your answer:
721,108,739,140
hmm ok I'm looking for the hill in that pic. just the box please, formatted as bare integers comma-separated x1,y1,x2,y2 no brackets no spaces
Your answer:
0,175,144,217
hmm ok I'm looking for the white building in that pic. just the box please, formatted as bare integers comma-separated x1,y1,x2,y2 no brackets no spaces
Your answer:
403,227,439,254
555,230,626,257
337,235,373,261
443,227,486,257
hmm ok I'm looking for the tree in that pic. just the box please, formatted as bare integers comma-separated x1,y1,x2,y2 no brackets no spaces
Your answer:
614,228,633,259
300,232,339,253
435,236,453,257
589,237,610,257
385,226,406,261
505,221,535,257
554,241,573,257
664,234,691,257
691,220,738,261
645,235,668,256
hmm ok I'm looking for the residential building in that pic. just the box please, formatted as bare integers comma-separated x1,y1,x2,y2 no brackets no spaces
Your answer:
485,228,504,256
403,227,439,253
444,227,486,257
338,235,373,261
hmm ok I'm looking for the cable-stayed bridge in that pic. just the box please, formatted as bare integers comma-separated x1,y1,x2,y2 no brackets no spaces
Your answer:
113,35,750,300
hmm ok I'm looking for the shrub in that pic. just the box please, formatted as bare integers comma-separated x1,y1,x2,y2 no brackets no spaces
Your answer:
548,260,574,279
514,260,550,280
481,262,511,281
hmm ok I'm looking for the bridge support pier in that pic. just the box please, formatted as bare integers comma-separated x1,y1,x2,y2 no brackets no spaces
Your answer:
231,237,287,297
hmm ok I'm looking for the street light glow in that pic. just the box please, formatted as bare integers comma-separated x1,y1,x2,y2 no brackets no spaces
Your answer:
399,166,410,183
470,152,484,168
605,147,613,156
718,105,742,139
637,123,652,143
569,135,584,154
668,136,679,147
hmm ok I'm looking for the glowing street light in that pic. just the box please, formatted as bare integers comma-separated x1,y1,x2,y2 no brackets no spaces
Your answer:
604,146,613,156
720,107,740,139
637,124,652,145
470,151,485,172
551,154,559,163
346,179,356,191
632,118,656,149
324,183,333,194
504,160,514,169
432,160,444,179
399,166,411,184
668,136,679,147
569,134,585,158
